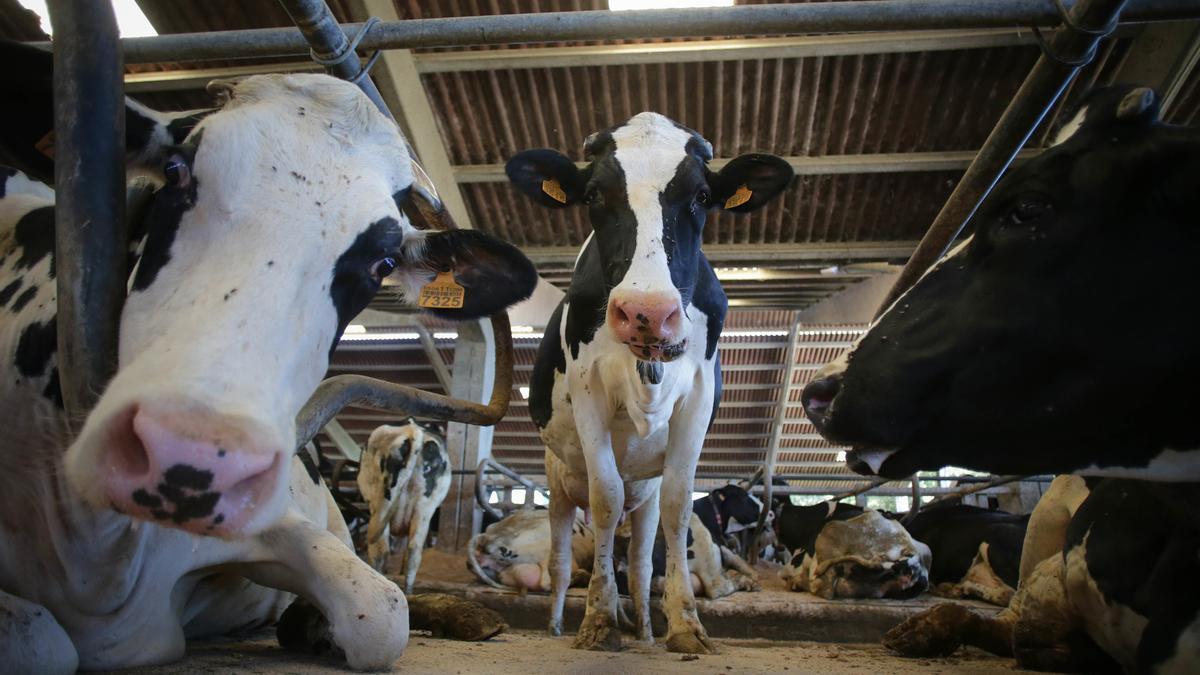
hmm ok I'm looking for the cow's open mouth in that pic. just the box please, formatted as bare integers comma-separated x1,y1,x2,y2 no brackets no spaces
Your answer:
626,339,687,362
845,447,900,476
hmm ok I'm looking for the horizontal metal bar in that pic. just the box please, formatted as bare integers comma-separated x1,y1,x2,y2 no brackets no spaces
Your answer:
455,149,1041,183
67,0,1200,64
523,241,918,266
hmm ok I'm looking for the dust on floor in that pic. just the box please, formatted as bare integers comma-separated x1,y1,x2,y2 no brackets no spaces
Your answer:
113,629,1017,674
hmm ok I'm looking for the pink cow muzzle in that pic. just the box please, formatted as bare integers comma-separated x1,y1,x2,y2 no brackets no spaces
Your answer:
608,291,687,362
99,403,284,536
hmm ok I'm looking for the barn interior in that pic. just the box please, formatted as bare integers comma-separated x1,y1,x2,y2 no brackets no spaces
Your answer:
5,0,1199,672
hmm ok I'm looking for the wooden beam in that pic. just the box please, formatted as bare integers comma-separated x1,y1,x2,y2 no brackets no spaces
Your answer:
347,0,474,229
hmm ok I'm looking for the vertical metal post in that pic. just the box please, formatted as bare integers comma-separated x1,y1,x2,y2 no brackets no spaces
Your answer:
278,0,392,118
876,0,1128,315
749,315,801,563
48,0,126,422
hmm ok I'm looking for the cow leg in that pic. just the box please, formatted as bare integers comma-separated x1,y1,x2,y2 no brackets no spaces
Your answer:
239,511,408,671
546,466,577,637
573,460,624,651
0,589,78,674
402,517,432,595
660,414,713,654
627,486,660,643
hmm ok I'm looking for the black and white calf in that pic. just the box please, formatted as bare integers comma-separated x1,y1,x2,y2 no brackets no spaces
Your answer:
903,504,1028,606
0,44,535,672
774,501,931,599
801,86,1200,480
357,420,450,592
508,112,791,652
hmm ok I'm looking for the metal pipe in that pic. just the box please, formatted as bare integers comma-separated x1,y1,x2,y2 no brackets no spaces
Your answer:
48,0,126,422
876,0,1129,315
294,312,514,450
750,316,801,563
914,474,1027,510
277,0,391,117
31,0,1192,65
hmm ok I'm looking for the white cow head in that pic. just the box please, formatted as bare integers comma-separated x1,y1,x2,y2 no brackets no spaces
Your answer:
20,73,536,537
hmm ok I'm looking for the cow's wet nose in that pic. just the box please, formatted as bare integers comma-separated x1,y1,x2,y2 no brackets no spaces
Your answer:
608,291,684,346
801,374,842,429
102,405,282,535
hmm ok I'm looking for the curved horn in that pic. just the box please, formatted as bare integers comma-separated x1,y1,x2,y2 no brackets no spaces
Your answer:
294,312,513,452
476,458,506,521
467,533,509,590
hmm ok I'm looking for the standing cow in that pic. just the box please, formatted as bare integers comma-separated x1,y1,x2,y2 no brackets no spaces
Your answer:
0,43,536,672
507,112,792,652
357,420,450,593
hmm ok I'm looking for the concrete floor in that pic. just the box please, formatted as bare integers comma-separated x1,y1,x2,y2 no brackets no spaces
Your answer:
104,549,1017,673
111,629,1017,674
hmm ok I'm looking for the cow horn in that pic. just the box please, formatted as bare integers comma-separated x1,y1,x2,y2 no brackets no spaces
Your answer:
466,534,509,590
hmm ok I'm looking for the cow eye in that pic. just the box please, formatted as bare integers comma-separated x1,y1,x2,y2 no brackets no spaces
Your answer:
368,256,398,282
163,153,191,188
1008,198,1053,225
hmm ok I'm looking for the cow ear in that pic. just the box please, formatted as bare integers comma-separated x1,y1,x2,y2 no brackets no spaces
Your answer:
506,149,587,208
707,153,793,213
0,41,213,185
406,229,539,320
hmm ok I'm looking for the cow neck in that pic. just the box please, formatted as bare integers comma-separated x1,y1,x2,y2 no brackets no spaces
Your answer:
707,494,724,533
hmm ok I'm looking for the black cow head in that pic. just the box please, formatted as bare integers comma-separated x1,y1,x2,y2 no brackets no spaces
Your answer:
507,112,791,362
801,86,1200,480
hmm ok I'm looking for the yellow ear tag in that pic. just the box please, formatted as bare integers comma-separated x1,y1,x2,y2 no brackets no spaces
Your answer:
542,178,568,204
724,184,753,209
35,130,55,159
418,271,465,309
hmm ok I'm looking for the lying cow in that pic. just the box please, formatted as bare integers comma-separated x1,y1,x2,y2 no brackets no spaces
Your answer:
469,508,595,592
800,85,1200,482
357,420,450,593
470,509,757,600
885,476,1200,673
509,113,791,652
903,503,1027,606
775,501,930,599
692,483,764,551
0,43,535,672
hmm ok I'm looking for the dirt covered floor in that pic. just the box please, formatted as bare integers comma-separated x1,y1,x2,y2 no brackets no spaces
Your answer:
108,548,1015,673
114,629,1016,674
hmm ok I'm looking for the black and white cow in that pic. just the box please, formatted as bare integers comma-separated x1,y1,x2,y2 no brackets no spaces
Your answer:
507,112,792,652
774,501,931,599
903,504,1028,606
800,85,1200,481
692,483,763,549
0,44,536,671
357,420,450,592
884,476,1200,673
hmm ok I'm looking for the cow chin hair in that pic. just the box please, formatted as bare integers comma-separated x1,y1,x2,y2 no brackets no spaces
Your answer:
0,396,80,536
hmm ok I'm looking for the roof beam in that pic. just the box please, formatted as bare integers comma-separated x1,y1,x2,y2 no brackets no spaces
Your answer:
455,149,1041,183
346,0,474,229
415,29,1038,73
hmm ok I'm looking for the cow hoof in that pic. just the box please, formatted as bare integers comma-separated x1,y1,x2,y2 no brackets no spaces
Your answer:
548,620,563,637
573,614,622,651
882,603,973,657
666,629,714,655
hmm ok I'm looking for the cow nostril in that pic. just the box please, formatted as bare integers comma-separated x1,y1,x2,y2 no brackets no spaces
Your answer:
614,304,631,324
109,408,152,478
801,376,841,417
